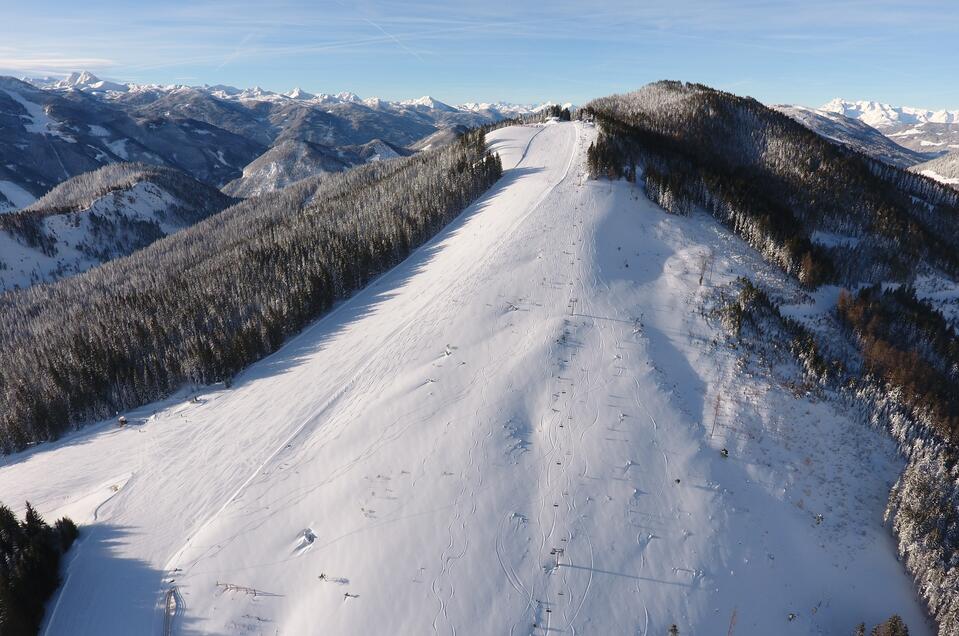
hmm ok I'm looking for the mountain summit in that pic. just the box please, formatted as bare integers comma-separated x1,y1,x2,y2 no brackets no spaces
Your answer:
821,98,959,129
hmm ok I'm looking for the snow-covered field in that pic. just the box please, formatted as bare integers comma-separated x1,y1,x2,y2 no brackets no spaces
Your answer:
0,121,930,635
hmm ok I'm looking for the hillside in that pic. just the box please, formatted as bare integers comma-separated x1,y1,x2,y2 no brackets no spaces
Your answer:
0,163,233,291
911,151,959,185
585,81,959,634
0,132,501,450
821,98,959,155
584,82,959,286
222,138,410,198
221,139,355,198
775,104,933,167
0,121,932,635
0,76,264,202
1,72,539,215
410,125,469,152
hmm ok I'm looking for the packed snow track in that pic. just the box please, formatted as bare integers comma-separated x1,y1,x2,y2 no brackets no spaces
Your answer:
0,121,930,635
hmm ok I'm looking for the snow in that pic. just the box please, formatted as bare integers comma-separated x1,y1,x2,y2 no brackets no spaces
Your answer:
0,122,931,635
365,140,400,162
88,124,110,137
284,87,315,100
822,98,959,129
0,179,36,211
49,71,128,93
918,169,959,185
400,95,455,111
914,274,959,326
780,285,848,322
2,88,74,140
810,230,861,248
107,138,130,160
0,182,183,291
459,101,538,116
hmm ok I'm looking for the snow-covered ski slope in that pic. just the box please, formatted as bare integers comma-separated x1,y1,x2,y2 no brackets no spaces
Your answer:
0,121,931,635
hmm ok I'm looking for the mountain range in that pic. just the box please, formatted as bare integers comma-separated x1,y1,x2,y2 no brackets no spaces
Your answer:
777,97,959,186
3,80,956,636
0,72,560,290
1,71,554,211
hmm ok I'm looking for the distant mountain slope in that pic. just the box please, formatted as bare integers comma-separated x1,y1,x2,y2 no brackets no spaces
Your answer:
775,105,933,167
221,139,353,198
821,98,959,129
4,72,541,211
0,163,233,291
409,125,468,151
910,151,959,185
114,85,277,146
98,77,536,150
821,98,959,154
0,75,263,207
222,138,410,198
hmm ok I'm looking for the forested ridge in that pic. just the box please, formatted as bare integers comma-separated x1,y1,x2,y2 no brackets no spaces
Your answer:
0,163,235,275
0,130,502,451
583,81,959,287
21,162,234,217
584,81,959,634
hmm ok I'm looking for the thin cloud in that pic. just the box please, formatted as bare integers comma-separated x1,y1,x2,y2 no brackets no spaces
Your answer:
0,57,115,75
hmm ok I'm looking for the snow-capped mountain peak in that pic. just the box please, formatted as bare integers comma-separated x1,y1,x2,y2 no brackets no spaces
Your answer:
237,85,275,100
821,98,959,129
54,70,128,94
400,95,455,111
65,70,99,87
284,87,314,100
333,91,362,103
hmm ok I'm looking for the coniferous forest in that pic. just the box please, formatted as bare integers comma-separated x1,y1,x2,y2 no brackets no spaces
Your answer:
0,130,501,452
584,82,959,635
583,81,959,287
0,503,78,636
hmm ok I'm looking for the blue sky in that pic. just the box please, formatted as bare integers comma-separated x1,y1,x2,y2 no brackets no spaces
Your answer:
1,0,957,108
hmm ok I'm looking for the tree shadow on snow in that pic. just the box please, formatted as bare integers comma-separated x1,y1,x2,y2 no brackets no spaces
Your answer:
42,523,198,636
235,166,544,385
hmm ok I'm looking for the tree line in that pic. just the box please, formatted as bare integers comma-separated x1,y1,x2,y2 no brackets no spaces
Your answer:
836,285,959,634
0,130,502,451
581,81,959,288
584,81,959,634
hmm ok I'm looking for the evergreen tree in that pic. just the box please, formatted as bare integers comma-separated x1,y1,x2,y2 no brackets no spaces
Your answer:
871,615,908,636
0,130,504,452
0,502,79,636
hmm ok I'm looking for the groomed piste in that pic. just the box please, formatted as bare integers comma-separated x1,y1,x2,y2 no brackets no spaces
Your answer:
0,121,930,635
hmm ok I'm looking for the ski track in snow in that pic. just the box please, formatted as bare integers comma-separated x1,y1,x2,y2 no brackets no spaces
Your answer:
0,121,934,635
